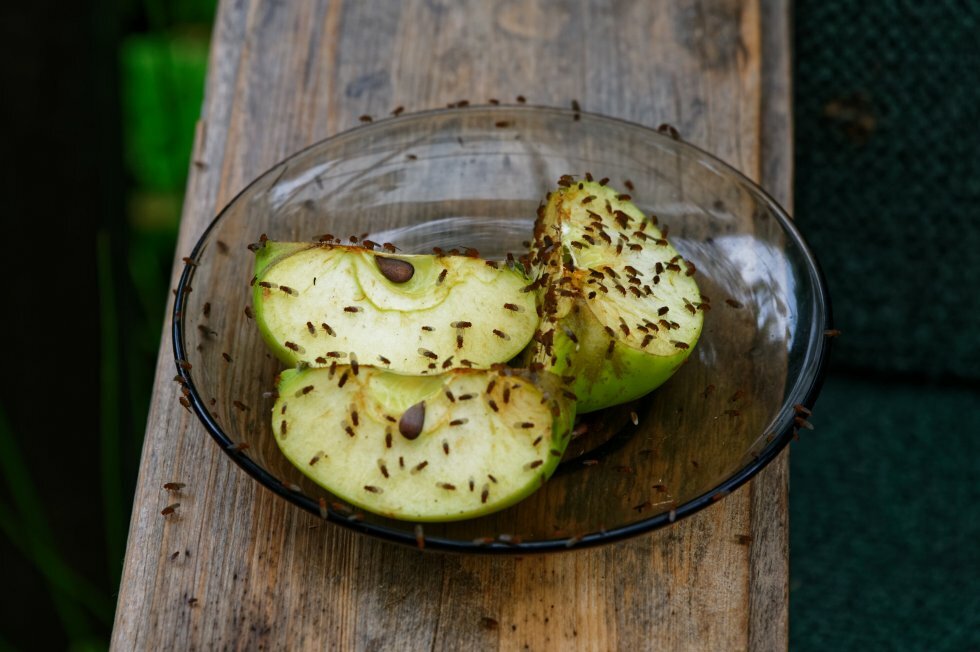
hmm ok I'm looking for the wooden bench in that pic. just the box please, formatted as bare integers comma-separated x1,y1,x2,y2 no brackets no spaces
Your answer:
112,2,792,649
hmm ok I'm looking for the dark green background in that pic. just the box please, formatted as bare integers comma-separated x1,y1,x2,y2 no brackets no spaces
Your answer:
1,1,977,649
791,2,979,649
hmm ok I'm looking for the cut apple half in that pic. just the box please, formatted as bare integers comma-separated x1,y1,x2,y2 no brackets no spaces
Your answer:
252,242,539,374
273,365,575,521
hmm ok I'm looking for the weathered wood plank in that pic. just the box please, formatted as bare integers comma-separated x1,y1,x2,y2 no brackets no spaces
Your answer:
749,2,793,648
112,1,792,649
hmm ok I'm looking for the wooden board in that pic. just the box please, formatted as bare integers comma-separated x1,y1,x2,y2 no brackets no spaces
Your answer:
111,1,792,649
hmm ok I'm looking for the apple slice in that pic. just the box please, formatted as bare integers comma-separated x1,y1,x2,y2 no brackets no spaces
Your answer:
252,242,538,374
527,178,705,412
273,365,575,521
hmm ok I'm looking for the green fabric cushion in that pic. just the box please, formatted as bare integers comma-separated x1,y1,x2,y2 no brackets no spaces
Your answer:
793,6,979,642
789,375,980,650
794,1,980,381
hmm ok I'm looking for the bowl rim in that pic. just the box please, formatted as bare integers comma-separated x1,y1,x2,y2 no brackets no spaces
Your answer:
172,103,833,553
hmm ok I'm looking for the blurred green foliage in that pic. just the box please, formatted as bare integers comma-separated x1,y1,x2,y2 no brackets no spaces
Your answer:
122,33,208,195
1,2,215,649
118,29,210,467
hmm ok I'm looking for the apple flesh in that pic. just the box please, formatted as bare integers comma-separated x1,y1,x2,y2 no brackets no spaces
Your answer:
251,242,539,374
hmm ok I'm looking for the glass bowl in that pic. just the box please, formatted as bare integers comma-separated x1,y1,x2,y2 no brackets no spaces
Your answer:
173,105,832,553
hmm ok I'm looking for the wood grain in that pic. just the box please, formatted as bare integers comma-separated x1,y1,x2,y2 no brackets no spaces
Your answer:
111,1,792,650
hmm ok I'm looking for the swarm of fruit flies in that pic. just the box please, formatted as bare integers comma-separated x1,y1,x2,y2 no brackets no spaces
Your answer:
246,176,705,522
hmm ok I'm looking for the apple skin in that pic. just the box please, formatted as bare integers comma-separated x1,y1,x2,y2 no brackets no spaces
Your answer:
253,240,309,277
273,365,575,522
539,296,694,413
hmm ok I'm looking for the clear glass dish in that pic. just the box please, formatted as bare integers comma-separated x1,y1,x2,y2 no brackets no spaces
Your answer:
173,105,832,553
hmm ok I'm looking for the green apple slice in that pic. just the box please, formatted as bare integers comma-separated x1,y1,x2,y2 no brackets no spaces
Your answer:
273,365,575,521
527,179,705,412
252,242,538,374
